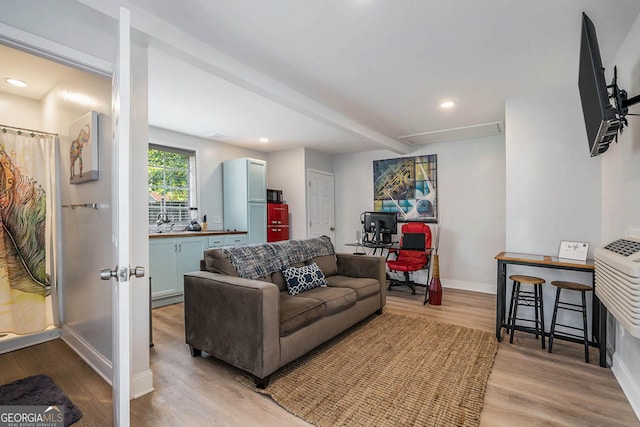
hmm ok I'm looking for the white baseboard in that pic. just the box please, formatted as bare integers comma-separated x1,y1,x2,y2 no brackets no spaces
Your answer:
0,328,61,354
61,325,113,386
62,325,155,399
442,278,496,295
612,352,640,422
132,369,154,398
387,269,495,295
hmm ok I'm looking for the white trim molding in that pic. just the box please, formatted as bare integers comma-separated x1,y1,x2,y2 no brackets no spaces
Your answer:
61,325,112,386
0,328,61,355
131,369,154,398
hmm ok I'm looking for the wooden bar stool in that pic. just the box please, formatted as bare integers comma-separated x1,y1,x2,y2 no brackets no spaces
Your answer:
507,274,546,348
548,281,592,363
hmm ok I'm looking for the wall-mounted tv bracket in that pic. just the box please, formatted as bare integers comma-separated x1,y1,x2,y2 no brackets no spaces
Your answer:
608,66,640,141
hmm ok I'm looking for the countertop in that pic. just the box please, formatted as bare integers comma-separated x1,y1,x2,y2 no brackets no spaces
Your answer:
149,230,247,239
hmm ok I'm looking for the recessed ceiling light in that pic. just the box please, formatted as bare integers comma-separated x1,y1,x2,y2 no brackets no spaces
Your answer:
440,101,455,109
5,78,27,87
259,137,269,143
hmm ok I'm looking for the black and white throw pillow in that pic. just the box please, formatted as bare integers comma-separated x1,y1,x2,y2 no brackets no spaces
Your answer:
281,262,328,296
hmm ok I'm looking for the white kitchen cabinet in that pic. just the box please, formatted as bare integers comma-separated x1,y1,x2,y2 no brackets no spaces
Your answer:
149,236,205,308
223,158,267,244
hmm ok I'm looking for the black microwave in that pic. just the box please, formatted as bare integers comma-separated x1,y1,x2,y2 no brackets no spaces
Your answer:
267,189,283,204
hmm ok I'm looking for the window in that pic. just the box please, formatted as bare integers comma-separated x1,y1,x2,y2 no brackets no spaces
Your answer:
148,144,196,228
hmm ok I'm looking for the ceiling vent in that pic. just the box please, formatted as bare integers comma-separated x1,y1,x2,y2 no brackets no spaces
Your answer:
398,121,504,145
206,133,228,141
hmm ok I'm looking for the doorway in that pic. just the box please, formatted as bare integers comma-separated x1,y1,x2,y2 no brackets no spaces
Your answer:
307,169,335,241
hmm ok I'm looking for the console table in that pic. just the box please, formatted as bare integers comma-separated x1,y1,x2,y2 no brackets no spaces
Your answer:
495,252,607,367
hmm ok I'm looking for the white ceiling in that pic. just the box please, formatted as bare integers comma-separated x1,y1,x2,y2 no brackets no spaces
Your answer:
3,1,640,154
0,44,73,100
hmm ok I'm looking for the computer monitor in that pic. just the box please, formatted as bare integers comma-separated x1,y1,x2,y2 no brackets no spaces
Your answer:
363,211,397,245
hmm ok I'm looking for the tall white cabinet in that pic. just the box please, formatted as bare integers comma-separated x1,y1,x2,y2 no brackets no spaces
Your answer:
223,158,267,244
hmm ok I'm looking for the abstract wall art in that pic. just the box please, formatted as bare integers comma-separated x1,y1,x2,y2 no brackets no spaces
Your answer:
373,154,437,222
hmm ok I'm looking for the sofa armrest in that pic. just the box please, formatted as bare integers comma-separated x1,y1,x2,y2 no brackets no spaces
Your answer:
336,253,387,306
183,271,280,379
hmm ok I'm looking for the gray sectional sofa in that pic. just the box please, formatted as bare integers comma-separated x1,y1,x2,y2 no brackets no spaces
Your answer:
183,236,386,388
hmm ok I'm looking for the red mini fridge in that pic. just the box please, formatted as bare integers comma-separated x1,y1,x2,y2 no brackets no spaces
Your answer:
267,203,289,242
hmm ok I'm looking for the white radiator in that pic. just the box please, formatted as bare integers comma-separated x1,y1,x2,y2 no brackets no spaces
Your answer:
595,238,640,338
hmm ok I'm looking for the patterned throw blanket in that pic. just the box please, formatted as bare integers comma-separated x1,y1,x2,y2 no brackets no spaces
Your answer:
221,236,335,279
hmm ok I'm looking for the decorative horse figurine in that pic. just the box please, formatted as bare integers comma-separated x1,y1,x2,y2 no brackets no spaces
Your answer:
70,125,90,179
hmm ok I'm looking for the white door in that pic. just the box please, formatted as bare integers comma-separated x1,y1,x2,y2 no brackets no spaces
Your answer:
100,7,140,427
307,169,335,240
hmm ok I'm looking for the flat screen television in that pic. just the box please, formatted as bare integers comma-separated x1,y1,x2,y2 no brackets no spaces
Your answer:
363,211,397,245
578,12,621,157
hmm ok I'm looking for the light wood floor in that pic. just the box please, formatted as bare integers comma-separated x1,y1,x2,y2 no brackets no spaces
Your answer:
1,287,638,426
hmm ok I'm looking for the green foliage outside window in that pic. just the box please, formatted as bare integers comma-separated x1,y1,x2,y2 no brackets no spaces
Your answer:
148,146,195,227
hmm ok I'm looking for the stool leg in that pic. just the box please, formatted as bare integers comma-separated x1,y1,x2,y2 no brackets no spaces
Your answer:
538,283,545,349
510,282,521,344
548,287,561,354
533,284,540,340
507,280,517,335
582,290,589,364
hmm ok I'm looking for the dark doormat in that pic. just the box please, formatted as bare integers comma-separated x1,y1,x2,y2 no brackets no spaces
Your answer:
0,374,83,426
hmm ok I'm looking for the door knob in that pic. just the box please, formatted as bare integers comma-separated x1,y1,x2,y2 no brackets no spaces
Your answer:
330,227,336,231
130,266,145,278
100,266,118,280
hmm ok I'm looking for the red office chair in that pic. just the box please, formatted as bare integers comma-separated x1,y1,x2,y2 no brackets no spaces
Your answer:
386,222,432,295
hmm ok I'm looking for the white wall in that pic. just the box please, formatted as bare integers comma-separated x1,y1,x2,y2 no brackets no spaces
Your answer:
266,148,305,239
505,88,602,257
265,147,333,240
0,93,41,130
505,87,602,336
305,148,334,173
601,13,640,418
149,127,266,230
42,67,113,374
333,135,506,292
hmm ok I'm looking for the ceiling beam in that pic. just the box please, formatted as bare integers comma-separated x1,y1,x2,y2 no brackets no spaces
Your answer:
78,0,411,154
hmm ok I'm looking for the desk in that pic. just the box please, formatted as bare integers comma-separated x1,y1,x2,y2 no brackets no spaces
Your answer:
495,252,607,367
345,241,398,256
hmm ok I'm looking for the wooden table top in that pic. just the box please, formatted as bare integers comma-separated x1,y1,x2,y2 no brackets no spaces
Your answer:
495,251,595,270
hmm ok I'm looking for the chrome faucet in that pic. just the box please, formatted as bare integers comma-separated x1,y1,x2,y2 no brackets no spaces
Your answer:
156,197,172,231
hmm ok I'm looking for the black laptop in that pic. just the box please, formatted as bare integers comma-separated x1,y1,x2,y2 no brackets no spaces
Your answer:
402,233,425,250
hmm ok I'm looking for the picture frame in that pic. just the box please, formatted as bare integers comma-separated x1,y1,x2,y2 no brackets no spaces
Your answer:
68,111,99,184
558,240,589,261
373,155,438,222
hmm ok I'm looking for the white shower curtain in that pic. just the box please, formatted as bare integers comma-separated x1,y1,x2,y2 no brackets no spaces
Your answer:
0,131,59,335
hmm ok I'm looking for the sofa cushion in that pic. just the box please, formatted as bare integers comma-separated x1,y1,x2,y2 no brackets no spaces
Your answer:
310,255,338,277
302,286,357,315
279,292,325,337
204,249,239,276
326,275,380,300
282,262,328,296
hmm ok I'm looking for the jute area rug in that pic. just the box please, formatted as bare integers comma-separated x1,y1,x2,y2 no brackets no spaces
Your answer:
239,312,498,427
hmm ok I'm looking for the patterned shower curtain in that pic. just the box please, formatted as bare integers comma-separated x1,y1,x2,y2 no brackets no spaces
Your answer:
0,131,59,335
